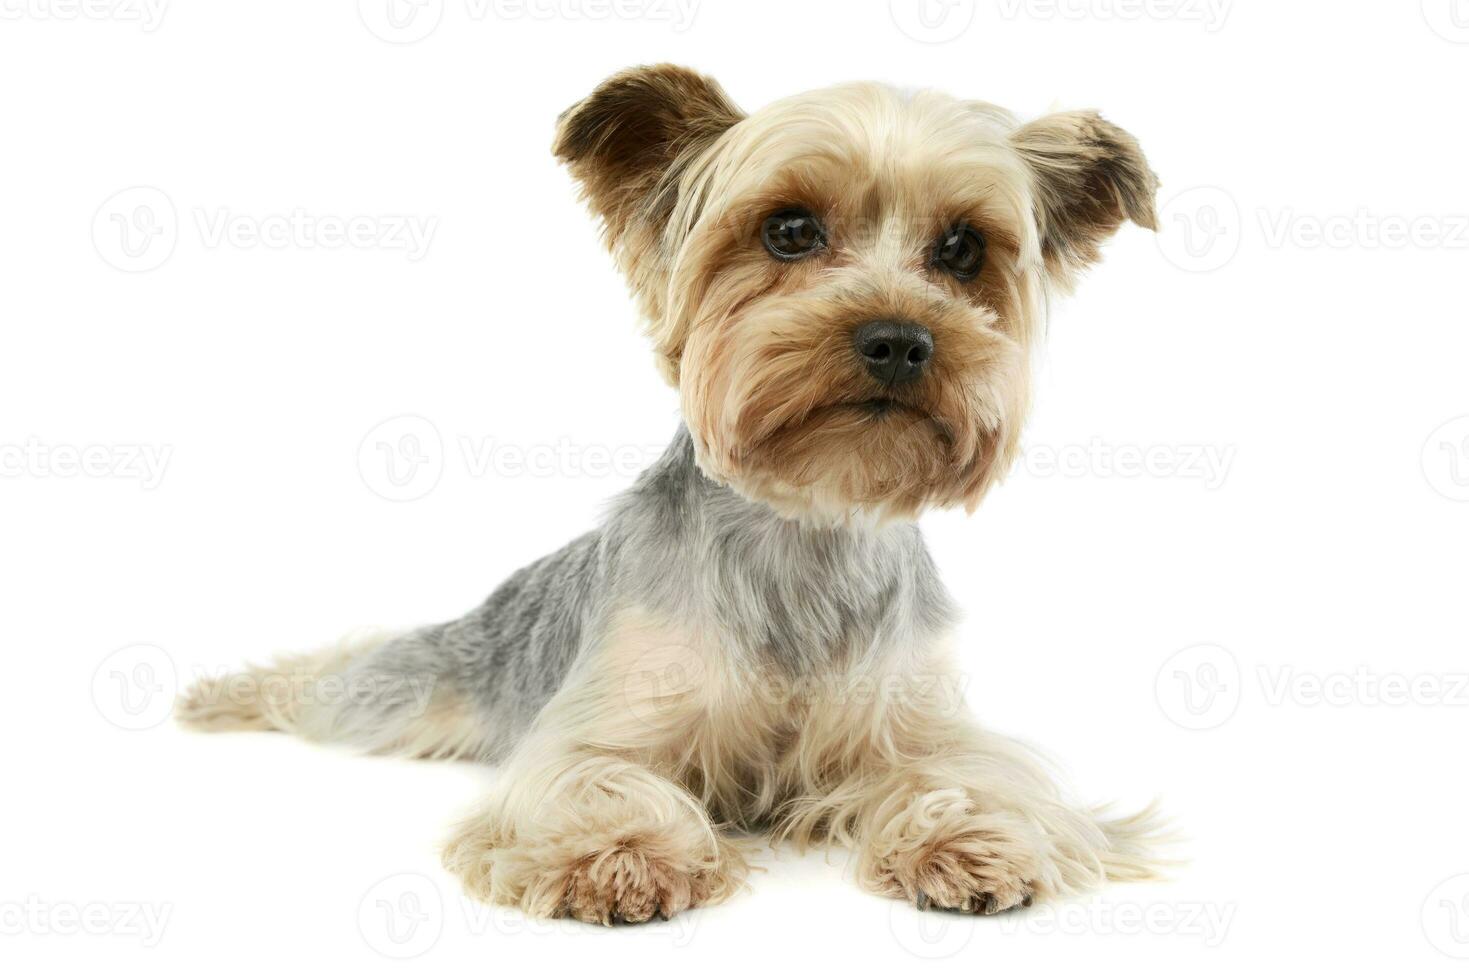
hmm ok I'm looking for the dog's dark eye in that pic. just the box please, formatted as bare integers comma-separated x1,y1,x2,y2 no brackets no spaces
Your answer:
762,208,826,260
933,223,986,280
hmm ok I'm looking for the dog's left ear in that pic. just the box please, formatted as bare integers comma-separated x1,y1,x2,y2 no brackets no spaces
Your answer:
553,64,744,249
1012,110,1158,285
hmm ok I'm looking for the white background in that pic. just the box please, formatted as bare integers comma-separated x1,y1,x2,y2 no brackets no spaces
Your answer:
3,0,1468,976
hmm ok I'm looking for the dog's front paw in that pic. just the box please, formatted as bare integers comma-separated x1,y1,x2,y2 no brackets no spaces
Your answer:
444,823,742,925
560,841,723,924
860,789,1043,914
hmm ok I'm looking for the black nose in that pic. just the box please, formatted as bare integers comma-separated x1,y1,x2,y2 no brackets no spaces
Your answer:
853,321,934,386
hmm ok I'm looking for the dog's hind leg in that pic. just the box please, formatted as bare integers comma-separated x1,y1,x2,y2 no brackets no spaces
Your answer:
178,530,606,762
175,626,498,761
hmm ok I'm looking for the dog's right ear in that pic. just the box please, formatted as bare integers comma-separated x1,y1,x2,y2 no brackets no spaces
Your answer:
553,64,744,248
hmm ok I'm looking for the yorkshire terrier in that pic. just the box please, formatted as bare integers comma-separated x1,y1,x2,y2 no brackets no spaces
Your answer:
180,64,1165,925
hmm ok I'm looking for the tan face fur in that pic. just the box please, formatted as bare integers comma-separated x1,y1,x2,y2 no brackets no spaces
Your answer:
554,65,1157,523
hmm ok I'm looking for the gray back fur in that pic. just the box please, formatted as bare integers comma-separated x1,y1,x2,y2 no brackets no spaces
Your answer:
353,426,956,760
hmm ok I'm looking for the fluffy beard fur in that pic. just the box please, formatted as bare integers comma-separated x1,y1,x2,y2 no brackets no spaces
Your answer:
678,252,1031,522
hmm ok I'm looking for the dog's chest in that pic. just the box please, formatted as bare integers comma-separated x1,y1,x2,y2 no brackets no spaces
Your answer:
592,605,952,822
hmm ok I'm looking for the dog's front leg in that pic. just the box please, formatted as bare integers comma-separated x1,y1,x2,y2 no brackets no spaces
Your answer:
850,724,1065,914
784,658,1159,914
442,611,747,924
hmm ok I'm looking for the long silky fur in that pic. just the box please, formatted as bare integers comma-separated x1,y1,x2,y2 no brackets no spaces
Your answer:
179,65,1165,925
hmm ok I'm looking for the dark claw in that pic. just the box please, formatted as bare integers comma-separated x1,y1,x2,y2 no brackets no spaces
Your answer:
915,890,931,911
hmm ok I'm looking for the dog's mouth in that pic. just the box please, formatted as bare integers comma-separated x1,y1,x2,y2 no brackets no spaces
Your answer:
741,396,958,465
851,397,902,417
841,398,944,433
719,387,996,516
818,399,960,454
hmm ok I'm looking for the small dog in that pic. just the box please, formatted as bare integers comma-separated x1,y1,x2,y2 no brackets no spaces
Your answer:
181,65,1164,924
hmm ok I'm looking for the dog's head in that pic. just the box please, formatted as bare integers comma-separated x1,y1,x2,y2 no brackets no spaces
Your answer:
555,65,1156,522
